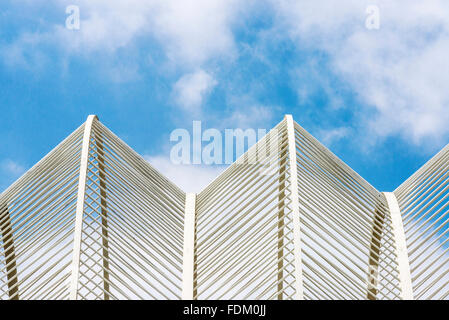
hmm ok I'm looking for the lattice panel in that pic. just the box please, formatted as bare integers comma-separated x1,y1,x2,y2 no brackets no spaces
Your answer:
0,124,84,300
293,122,402,300
75,120,185,300
395,144,449,300
195,120,298,299
1,114,448,300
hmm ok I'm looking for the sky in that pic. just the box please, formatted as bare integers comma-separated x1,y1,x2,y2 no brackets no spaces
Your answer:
1,0,449,193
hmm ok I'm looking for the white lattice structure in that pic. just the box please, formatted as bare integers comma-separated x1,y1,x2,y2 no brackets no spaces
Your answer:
1,115,448,300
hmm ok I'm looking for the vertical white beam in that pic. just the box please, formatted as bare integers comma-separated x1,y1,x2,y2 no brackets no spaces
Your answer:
383,192,414,300
95,131,110,300
0,203,19,299
182,193,196,300
277,146,287,300
69,115,98,300
367,206,385,300
285,115,304,300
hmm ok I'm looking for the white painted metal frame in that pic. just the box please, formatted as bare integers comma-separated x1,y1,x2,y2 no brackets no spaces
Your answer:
285,115,304,300
193,119,298,299
383,192,413,299
293,120,401,300
2,114,449,300
70,115,97,300
0,203,18,299
74,118,185,300
182,193,196,300
1,121,85,300
394,142,449,300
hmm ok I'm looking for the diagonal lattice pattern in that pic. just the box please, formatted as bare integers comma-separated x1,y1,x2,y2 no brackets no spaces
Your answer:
0,123,84,300
293,122,401,300
395,144,449,300
75,120,185,300
194,120,298,299
1,114,448,300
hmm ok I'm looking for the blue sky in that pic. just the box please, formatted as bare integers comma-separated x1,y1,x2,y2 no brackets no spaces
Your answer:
1,0,449,193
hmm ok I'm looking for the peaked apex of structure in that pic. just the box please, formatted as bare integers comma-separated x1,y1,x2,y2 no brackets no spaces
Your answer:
2,113,449,198
0,113,183,201
1,113,449,300
86,114,99,122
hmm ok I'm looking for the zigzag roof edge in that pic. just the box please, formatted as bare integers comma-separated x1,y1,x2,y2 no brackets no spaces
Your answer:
2,114,449,198
395,142,449,194
0,115,185,201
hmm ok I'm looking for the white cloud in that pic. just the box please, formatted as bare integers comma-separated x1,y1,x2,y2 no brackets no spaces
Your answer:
1,159,26,177
145,155,225,193
1,32,49,70
223,105,276,129
4,0,449,148
274,0,449,147
173,70,217,113
317,127,350,146
147,0,239,66
0,159,26,192
2,0,242,69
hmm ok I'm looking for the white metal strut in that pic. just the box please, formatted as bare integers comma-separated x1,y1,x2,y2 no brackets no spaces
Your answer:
69,115,98,300
384,192,414,300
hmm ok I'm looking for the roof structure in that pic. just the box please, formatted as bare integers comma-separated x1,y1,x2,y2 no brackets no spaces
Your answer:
1,115,448,300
